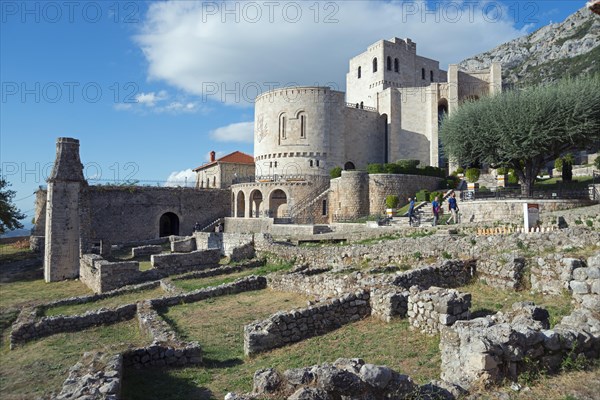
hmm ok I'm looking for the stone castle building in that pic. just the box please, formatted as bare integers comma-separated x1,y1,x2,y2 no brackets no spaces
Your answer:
230,38,501,223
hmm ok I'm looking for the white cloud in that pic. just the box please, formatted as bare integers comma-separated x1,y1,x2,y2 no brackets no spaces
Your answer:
135,0,529,106
114,89,205,114
210,121,254,143
164,169,196,187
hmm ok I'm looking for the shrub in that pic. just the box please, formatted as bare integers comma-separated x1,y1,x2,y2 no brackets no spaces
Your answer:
496,167,507,175
554,157,563,171
465,167,480,183
595,155,600,170
415,190,430,202
329,166,342,178
562,154,574,182
385,195,399,209
396,159,420,170
455,166,464,174
430,191,444,203
384,163,402,174
367,163,385,174
479,185,491,193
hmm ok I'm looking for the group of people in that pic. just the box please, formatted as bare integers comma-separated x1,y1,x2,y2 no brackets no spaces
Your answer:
407,192,459,227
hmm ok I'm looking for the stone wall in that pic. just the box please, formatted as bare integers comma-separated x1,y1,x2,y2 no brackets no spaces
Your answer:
123,301,202,368
150,276,267,309
151,249,221,273
370,288,409,322
132,245,163,257
244,291,371,356
56,351,122,400
440,301,600,390
458,199,593,224
80,254,140,293
10,304,137,348
477,254,526,290
171,236,197,252
367,174,444,214
194,232,256,261
407,286,471,335
530,256,585,295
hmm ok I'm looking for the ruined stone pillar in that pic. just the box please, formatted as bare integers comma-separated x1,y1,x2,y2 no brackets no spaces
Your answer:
44,138,85,282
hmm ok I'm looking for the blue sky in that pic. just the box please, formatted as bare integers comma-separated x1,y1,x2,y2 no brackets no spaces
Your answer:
0,0,588,224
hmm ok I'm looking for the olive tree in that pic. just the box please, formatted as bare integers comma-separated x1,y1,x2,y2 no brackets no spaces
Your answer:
440,76,600,196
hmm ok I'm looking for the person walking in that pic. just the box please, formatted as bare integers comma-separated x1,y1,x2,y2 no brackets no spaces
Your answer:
447,192,459,225
432,196,440,226
407,197,416,226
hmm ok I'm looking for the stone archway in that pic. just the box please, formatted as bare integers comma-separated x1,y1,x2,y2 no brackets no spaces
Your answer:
236,191,246,218
344,162,356,171
269,189,288,218
159,212,179,237
250,189,264,218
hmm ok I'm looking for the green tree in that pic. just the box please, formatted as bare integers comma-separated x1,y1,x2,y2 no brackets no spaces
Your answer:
329,166,342,179
0,175,25,234
440,76,600,196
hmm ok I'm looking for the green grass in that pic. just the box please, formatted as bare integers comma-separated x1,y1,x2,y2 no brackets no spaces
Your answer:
0,320,149,399
0,278,91,311
0,242,36,263
171,261,294,292
44,287,166,316
535,176,594,190
123,290,440,399
461,281,574,327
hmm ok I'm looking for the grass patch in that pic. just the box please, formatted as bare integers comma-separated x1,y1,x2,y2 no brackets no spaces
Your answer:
172,261,294,292
534,176,594,190
123,290,440,399
139,261,153,271
44,287,166,316
0,243,35,263
0,278,91,311
462,281,573,326
0,319,148,398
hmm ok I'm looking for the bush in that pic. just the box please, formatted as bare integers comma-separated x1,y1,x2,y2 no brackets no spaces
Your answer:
415,190,430,202
496,167,507,175
384,163,402,174
385,195,399,209
562,154,574,182
430,191,444,203
508,169,519,185
395,159,420,170
329,166,342,179
554,157,563,171
455,166,465,174
595,155,600,170
479,185,491,193
367,163,385,174
465,167,480,183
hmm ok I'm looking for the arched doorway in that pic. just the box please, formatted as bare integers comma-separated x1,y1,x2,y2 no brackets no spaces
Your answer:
344,162,356,170
269,189,288,218
236,191,246,218
159,212,179,237
250,190,263,218
379,114,388,163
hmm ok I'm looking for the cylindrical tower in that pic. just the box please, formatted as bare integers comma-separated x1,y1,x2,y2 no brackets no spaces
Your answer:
253,87,345,179
337,170,369,219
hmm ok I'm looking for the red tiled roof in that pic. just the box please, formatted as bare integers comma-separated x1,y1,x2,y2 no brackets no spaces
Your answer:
193,151,254,171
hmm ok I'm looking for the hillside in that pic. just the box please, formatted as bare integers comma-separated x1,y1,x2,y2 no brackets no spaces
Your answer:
459,7,600,86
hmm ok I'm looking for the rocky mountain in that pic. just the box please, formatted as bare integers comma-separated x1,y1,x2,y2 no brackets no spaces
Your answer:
459,7,599,86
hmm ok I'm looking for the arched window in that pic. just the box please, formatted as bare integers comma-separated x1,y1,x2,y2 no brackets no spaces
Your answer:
206,178,209,188
421,68,425,80
430,70,434,82
358,66,361,79
344,162,356,170
387,56,392,71
316,160,320,167
360,101,364,109
279,113,286,140
309,160,313,167
394,58,399,72
212,176,216,187
299,112,306,138
373,57,378,73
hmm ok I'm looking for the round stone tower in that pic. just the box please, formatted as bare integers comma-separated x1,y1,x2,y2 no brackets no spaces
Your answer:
337,170,369,219
253,86,345,178
44,137,85,282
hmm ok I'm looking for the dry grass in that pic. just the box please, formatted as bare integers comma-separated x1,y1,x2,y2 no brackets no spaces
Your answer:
0,319,148,399
122,289,440,399
44,286,166,316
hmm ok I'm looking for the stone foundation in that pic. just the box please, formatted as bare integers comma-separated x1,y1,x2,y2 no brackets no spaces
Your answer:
56,352,122,400
131,245,163,257
407,286,471,335
151,249,221,272
370,288,409,322
244,291,371,356
477,254,526,290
